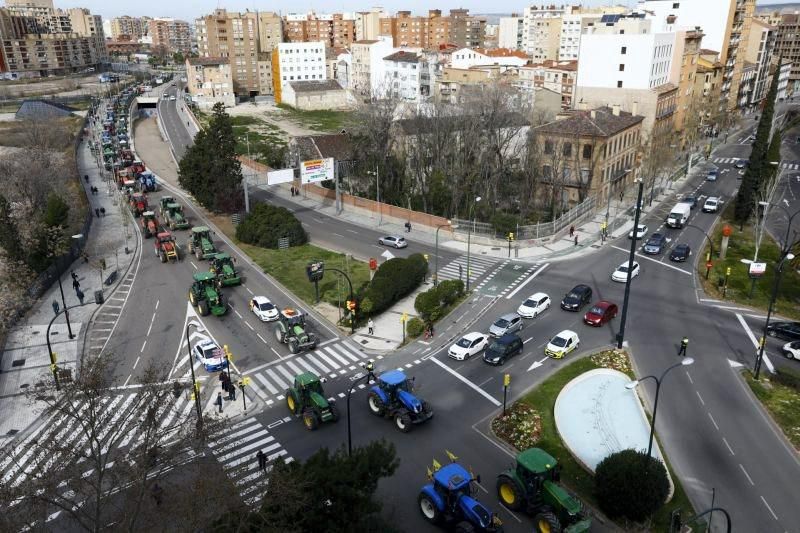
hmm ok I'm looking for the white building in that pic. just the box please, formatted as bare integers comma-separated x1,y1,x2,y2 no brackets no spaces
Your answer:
777,60,792,101
273,41,326,104
381,50,431,101
558,13,601,60
185,57,235,109
498,16,523,50
637,0,728,53
745,18,776,106
521,4,564,60
350,36,394,97
450,48,528,70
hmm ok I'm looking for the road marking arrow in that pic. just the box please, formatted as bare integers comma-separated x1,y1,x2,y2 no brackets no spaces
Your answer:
528,356,549,372
728,359,744,368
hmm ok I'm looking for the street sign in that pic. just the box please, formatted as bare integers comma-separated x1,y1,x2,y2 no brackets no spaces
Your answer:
300,158,334,184
749,262,766,277
306,260,325,282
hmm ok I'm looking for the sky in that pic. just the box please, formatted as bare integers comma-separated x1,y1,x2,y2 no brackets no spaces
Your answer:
40,0,800,21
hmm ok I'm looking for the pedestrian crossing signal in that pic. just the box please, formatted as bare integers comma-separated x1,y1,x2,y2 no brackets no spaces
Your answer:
346,300,356,312
508,232,514,241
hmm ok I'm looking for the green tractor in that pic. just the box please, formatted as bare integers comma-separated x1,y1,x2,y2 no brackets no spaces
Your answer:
496,448,591,533
209,252,241,287
160,196,190,230
188,271,227,317
285,371,339,430
274,308,317,354
187,226,217,260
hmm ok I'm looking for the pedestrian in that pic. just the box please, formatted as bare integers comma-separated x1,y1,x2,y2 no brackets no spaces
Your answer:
100,207,106,217
229,383,236,401
72,278,80,291
574,235,578,246
368,318,374,335
95,207,100,217
257,450,266,472
678,336,689,357
76,289,85,305
215,391,223,413
71,271,78,282
84,174,89,183
151,483,163,506
405,221,412,233
569,225,574,237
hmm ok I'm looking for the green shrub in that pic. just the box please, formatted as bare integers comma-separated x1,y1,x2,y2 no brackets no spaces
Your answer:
492,212,517,236
594,449,669,522
437,279,464,305
44,194,70,227
236,203,307,249
414,289,441,322
361,255,426,315
406,317,425,338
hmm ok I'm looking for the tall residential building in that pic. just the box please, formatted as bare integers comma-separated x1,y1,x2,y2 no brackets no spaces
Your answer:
284,12,355,49
185,57,235,109
773,14,800,95
558,13,601,60
271,41,326,103
380,9,484,49
149,18,191,54
744,18,776,107
498,15,523,50
257,11,282,52
673,29,704,138
110,15,148,40
196,10,258,96
355,7,385,41
350,36,393,96
521,4,563,60
517,60,578,109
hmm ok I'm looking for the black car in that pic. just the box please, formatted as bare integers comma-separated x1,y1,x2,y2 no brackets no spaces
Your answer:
643,233,667,255
766,321,800,341
483,334,524,365
560,284,593,311
669,243,691,262
681,196,697,209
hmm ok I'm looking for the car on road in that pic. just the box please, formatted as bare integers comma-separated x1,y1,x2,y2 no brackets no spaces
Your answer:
702,197,720,213
735,159,748,169
517,292,551,318
643,233,667,255
448,332,489,360
483,334,523,365
783,340,800,360
707,169,718,181
169,95,176,101
611,261,640,283
628,224,648,240
584,301,618,326
378,235,407,248
669,243,692,262
545,330,580,359
489,313,524,337
193,339,228,372
250,296,279,321
767,321,800,341
560,284,592,311
681,196,698,209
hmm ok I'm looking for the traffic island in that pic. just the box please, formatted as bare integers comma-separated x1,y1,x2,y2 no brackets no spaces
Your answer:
489,349,697,531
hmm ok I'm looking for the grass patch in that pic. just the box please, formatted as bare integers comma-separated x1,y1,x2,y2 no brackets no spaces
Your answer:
503,350,696,531
276,103,352,132
745,372,800,449
698,203,800,320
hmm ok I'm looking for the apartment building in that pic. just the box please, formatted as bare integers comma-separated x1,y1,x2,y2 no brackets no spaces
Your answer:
673,29,703,137
382,50,431,101
350,36,394,97
185,57,235,109
271,41,326,104
149,18,191,54
521,4,563,60
110,15,148,41
284,12,355,49
196,10,258,96
379,9,484,49
772,14,800,96
450,48,527,70
355,7,385,41
498,15,523,50
257,12,282,53
744,18,776,107
518,60,577,109
558,13,601,61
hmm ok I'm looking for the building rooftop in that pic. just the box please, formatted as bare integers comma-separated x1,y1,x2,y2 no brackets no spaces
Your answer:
472,47,529,60
288,80,344,93
188,57,229,66
534,106,643,138
524,59,578,71
292,133,355,161
384,50,422,63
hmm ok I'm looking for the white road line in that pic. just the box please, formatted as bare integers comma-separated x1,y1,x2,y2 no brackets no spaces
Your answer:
123,374,131,387
254,373,278,395
190,261,198,270
270,347,281,359
760,496,778,520
155,300,159,310
740,464,755,485
133,356,140,369
429,357,501,406
696,391,705,406
317,338,338,348
735,313,775,373
722,437,735,456
610,245,692,275
686,372,694,384
505,263,549,299
234,310,243,319
245,322,254,331
256,333,267,344
245,287,254,295
140,340,147,353
708,412,719,430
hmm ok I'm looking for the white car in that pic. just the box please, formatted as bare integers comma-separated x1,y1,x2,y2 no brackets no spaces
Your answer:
545,330,580,359
378,235,408,248
448,332,489,361
169,95,176,101
702,197,720,213
193,339,228,372
611,261,640,283
250,296,279,321
628,224,648,240
783,340,800,360
517,292,551,318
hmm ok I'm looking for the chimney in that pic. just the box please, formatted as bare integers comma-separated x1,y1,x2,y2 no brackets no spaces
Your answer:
612,104,620,116
632,101,638,116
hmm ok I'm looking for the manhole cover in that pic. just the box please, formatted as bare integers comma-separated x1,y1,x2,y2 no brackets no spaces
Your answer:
360,339,368,345
11,359,26,367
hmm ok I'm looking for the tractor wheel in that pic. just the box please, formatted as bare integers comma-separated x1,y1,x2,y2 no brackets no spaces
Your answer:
532,510,561,533
394,409,412,433
188,292,196,306
159,251,166,263
496,475,524,511
286,391,300,415
288,339,300,354
302,409,319,431
367,392,386,416
454,522,476,533
422,400,433,416
195,248,202,260
329,403,340,422
417,492,442,524
274,326,285,343
198,300,209,317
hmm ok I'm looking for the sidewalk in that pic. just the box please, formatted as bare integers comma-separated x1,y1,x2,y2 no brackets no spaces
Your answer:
0,105,140,446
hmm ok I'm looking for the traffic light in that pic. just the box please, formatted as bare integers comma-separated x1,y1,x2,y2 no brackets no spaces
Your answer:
346,300,356,312
508,232,514,242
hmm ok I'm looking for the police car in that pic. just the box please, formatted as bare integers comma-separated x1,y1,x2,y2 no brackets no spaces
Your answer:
193,339,228,372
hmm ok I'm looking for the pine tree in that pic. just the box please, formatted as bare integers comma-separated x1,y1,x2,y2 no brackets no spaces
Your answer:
178,103,243,213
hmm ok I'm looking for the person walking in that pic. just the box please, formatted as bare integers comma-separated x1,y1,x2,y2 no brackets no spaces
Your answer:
569,225,575,238
100,207,106,217
229,382,236,401
72,278,80,291
256,450,265,472
574,235,578,246
71,271,78,282
151,483,163,506
678,336,689,357
405,221,412,233
368,318,374,335
94,207,100,218
215,392,224,413
76,289,85,305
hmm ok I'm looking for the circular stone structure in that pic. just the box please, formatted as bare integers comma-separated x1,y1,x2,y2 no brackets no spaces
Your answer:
554,368,662,473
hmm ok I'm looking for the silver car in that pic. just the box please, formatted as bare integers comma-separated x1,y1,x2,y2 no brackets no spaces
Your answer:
489,313,524,337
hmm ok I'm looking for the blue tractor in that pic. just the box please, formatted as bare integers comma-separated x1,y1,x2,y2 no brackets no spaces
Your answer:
418,460,504,532
367,369,433,432
138,172,158,192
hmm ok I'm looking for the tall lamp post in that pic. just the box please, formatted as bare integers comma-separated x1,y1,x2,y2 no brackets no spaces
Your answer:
605,168,632,233
626,357,695,468
685,224,715,280
434,220,457,286
367,166,381,226
347,360,375,456
185,320,205,433
615,177,644,349
465,196,482,292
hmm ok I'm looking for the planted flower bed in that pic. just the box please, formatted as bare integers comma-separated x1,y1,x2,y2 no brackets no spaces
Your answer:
491,402,542,450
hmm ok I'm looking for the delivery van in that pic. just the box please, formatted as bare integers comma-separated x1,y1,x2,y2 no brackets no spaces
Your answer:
666,203,691,228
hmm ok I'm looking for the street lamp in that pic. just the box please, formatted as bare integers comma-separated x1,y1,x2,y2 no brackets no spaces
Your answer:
367,166,381,226
605,168,631,231
185,320,205,433
685,224,715,280
347,360,376,456
626,357,695,468
465,196,481,292
434,220,458,286
615,177,643,349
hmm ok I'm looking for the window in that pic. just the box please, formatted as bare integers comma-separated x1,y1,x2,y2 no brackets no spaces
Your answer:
542,164,553,179
562,143,572,157
544,140,554,154
582,144,593,159
617,80,623,88
621,46,627,54
672,2,680,7
619,64,625,71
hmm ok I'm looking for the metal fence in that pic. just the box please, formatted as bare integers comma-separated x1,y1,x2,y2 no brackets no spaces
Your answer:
453,195,597,241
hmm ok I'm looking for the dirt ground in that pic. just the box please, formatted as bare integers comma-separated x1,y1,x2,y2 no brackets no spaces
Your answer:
225,101,320,143
0,73,133,99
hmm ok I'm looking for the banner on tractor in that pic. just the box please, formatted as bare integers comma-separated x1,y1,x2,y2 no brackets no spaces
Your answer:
300,158,334,184
268,168,294,185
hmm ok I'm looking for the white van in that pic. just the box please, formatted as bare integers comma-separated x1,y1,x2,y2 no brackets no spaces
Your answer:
667,203,691,228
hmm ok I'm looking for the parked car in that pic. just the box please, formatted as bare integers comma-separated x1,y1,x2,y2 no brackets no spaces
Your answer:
681,196,698,209
378,235,407,248
611,261,640,283
560,285,592,311
483,334,524,365
250,296,279,321
783,340,800,360
643,233,667,255
448,332,489,361
735,159,748,169
489,313,524,337
628,224,648,240
545,330,580,359
517,292,551,318
702,197,720,213
707,169,718,181
584,301,618,326
766,321,800,341
670,243,692,262
193,339,228,372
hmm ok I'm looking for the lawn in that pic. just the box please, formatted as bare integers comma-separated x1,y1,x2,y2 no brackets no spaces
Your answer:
501,350,697,531
698,203,800,320
276,104,353,132
745,372,800,449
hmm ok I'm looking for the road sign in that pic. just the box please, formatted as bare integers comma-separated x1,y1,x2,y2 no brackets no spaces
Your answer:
300,158,334,184
749,262,766,277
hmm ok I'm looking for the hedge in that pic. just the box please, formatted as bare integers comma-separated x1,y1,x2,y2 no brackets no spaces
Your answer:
406,317,425,338
414,279,465,322
360,253,427,316
236,203,308,249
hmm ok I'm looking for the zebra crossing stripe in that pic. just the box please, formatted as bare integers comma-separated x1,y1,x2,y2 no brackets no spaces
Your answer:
209,419,261,447
275,365,296,384
265,368,290,389
323,346,350,366
333,344,361,363
254,372,278,395
228,441,281,467
294,357,320,374
284,360,305,376
246,379,269,401
315,351,340,370
304,353,330,373
216,430,271,457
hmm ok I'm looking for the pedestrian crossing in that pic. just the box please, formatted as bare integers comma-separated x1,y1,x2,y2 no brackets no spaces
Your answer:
713,157,800,170
436,254,500,285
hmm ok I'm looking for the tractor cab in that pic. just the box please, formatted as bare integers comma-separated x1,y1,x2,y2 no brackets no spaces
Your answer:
377,369,412,395
293,372,326,403
432,463,474,503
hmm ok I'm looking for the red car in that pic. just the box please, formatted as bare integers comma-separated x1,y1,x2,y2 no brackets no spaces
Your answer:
584,301,618,326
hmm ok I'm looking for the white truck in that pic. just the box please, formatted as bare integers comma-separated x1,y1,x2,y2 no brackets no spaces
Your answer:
666,202,691,228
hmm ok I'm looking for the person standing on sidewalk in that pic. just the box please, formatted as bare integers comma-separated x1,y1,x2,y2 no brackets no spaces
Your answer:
215,392,223,413
574,235,578,246
229,382,236,401
569,225,575,238
368,318,374,335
